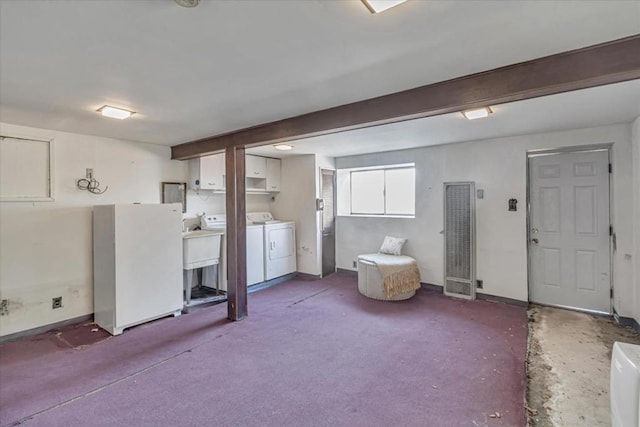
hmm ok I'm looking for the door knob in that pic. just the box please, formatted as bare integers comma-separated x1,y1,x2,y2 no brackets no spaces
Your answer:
531,238,539,244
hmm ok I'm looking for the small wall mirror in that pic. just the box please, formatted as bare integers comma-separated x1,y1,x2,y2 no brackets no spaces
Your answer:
162,182,187,213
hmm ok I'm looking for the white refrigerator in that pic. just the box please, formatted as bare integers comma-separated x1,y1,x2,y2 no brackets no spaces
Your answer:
93,203,183,335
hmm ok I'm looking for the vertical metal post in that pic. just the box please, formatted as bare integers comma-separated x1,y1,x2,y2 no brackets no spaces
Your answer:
225,146,247,320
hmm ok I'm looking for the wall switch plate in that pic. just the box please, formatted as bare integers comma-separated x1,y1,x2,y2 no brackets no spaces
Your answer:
353,261,357,268
476,279,483,289
477,189,484,199
52,296,63,309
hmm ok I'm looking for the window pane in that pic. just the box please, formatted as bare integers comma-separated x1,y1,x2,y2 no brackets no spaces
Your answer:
351,170,384,214
385,168,415,215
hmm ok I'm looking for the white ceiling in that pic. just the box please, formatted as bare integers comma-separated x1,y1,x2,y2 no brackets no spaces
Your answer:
1,0,639,147
247,79,640,158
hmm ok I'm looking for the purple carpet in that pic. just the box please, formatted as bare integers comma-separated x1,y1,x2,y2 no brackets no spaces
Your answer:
0,273,528,426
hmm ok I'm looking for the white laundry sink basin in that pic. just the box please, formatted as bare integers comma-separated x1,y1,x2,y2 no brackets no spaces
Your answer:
182,230,222,270
182,229,222,239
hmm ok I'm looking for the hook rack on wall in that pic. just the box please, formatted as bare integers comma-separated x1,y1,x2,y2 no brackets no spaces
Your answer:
77,168,108,194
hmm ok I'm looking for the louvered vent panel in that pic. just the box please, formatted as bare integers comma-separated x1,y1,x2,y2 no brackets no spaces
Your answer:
446,280,471,296
444,182,475,299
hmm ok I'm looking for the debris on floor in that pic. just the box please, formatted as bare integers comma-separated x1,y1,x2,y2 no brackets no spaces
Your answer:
51,322,111,349
526,305,640,426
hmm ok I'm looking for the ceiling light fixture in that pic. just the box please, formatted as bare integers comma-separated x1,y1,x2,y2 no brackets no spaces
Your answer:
174,0,199,7
97,105,135,120
462,107,493,120
273,144,293,151
361,0,408,14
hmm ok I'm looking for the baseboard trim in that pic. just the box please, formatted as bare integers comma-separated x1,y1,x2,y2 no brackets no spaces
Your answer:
613,310,640,334
336,268,357,277
420,282,528,307
249,273,297,294
476,292,529,308
295,272,322,281
0,314,93,343
421,283,443,293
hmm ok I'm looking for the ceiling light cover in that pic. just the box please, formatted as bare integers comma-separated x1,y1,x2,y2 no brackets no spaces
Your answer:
175,0,199,7
273,144,293,151
97,105,134,120
462,107,493,120
362,0,408,14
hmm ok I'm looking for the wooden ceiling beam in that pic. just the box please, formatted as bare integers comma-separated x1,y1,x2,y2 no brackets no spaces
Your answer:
171,34,640,160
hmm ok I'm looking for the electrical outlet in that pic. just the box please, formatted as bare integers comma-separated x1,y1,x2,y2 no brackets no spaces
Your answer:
476,279,483,289
0,299,8,316
353,261,357,268
52,297,63,309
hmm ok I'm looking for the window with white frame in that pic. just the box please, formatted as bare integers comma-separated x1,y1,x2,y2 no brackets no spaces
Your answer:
343,164,415,217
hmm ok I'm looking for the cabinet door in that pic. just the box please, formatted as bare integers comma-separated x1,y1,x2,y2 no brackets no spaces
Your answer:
200,153,225,190
266,158,281,192
246,155,266,178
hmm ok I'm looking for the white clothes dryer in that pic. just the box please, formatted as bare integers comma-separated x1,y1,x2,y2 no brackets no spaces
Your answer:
248,212,297,281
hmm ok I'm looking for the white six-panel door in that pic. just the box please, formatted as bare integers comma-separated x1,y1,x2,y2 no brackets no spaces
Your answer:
529,150,611,313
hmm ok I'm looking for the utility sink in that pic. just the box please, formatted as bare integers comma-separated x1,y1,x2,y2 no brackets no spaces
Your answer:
182,230,223,270
182,230,221,239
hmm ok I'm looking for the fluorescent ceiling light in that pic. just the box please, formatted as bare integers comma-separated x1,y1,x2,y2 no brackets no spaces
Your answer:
97,105,135,120
362,0,408,14
273,144,293,151
462,107,493,120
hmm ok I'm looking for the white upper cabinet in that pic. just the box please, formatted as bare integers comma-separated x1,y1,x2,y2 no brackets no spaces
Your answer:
189,153,225,191
266,158,281,192
189,153,280,193
245,155,266,178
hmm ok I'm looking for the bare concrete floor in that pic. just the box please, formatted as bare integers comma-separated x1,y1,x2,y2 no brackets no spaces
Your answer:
527,305,640,426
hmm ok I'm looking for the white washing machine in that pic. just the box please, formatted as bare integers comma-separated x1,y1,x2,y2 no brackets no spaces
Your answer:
202,213,265,288
248,212,297,281
246,222,265,286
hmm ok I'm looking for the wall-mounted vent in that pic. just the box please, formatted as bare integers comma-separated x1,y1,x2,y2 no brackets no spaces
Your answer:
444,182,476,299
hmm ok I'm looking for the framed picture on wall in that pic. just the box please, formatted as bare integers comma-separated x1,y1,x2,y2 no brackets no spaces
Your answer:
162,182,186,213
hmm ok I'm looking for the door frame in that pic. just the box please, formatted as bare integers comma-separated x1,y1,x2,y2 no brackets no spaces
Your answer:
526,143,614,315
319,168,337,278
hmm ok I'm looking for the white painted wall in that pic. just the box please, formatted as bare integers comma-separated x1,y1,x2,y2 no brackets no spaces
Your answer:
335,124,635,316
270,155,319,275
0,122,187,336
632,117,640,324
